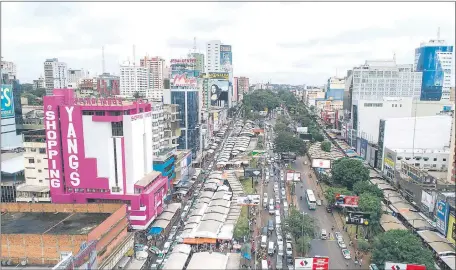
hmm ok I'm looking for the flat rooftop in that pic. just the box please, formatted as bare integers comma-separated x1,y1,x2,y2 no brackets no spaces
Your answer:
1,212,110,235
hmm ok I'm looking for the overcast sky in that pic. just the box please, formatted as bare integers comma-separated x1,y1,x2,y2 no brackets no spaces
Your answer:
2,2,455,85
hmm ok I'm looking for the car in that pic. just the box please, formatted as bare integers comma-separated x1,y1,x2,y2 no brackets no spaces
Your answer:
276,197,280,204
342,249,351,259
286,233,292,241
286,242,293,256
281,189,286,197
337,240,347,248
286,255,294,268
335,232,343,241
277,243,284,257
316,199,322,206
277,234,283,244
276,255,283,270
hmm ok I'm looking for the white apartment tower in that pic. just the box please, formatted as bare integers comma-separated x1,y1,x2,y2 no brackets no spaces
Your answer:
205,40,221,72
351,60,422,101
1,61,17,80
140,56,165,89
43,58,68,95
119,63,149,97
67,69,87,88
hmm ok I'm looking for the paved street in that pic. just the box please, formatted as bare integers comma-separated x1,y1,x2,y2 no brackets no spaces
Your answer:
292,155,354,269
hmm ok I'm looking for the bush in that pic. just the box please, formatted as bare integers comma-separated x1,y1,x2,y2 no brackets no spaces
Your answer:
357,239,370,252
320,141,331,152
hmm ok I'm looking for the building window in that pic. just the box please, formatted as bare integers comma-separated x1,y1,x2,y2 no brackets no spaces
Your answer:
434,158,437,161
39,148,46,154
31,148,37,152
38,169,42,173
111,122,124,136
39,180,43,183
29,158,35,163
443,158,447,161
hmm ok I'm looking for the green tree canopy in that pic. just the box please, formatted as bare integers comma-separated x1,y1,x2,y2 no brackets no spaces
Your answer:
331,158,369,189
274,121,290,133
371,230,436,270
358,193,383,231
320,141,331,152
274,131,306,155
324,187,353,205
296,236,312,256
353,180,384,198
242,89,280,112
284,207,316,240
233,206,250,240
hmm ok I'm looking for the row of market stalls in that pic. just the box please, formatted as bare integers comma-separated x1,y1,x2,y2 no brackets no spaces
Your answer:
186,251,241,270
181,170,242,244
369,177,455,270
161,244,192,270
148,203,182,236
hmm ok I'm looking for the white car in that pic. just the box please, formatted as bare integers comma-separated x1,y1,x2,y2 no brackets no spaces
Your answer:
342,249,351,259
281,189,286,197
337,240,347,249
335,232,343,241
316,199,322,206
277,234,283,244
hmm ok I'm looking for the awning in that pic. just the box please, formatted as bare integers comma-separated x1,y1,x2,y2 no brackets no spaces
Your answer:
183,237,217,244
1,156,24,174
148,227,163,235
16,185,50,193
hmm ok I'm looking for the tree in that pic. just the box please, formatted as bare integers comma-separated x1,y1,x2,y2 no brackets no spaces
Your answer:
353,181,383,198
331,158,369,190
274,131,306,155
274,122,290,133
358,193,383,233
357,239,370,252
312,132,324,142
284,207,316,239
371,230,436,270
296,236,312,256
233,206,250,240
320,141,331,152
324,187,353,205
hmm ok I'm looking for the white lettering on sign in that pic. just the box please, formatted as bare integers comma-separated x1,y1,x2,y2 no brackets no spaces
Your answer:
65,107,81,187
45,110,61,188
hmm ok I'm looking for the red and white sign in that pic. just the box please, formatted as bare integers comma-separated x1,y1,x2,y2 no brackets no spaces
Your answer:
335,194,360,207
295,257,329,270
172,73,197,88
385,262,426,270
311,158,331,169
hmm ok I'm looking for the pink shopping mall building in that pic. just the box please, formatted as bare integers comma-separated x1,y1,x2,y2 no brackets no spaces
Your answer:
44,89,168,230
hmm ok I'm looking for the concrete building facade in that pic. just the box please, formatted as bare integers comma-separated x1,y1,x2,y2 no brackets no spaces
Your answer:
43,89,168,230
119,64,149,97
44,58,68,95
140,56,165,89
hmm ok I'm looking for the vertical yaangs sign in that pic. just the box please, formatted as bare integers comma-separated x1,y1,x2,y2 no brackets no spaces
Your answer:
44,103,65,195
61,106,82,188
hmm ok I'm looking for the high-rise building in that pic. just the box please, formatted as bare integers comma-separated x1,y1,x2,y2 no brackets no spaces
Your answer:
32,76,45,90
119,63,149,97
189,53,205,74
414,39,454,101
448,112,455,183
237,76,250,100
43,89,168,230
205,40,222,72
140,56,165,89
351,60,422,101
163,88,200,157
233,77,239,103
43,58,68,95
325,77,345,100
1,60,17,79
67,68,87,89
97,73,120,97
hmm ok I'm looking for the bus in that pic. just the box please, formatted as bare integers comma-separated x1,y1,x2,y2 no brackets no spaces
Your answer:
306,189,317,210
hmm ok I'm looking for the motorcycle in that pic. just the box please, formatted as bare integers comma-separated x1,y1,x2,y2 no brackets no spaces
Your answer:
300,196,303,200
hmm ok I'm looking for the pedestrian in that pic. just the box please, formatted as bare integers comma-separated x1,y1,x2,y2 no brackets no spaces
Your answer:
360,258,363,266
346,261,349,268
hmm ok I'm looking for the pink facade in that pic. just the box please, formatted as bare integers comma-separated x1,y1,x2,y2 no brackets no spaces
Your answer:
43,89,168,230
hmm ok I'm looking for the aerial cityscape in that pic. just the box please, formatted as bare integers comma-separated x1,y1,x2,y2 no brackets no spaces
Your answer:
0,2,455,270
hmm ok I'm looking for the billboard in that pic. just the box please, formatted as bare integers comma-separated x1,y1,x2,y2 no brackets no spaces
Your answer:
207,72,229,79
420,191,435,212
295,257,329,270
436,200,450,236
172,73,198,88
237,195,260,206
1,84,15,119
208,79,229,106
297,127,308,134
311,159,331,169
383,147,397,169
447,214,455,245
244,168,262,178
170,58,196,64
220,45,232,73
346,211,370,225
335,194,359,207
384,262,426,270
286,171,301,182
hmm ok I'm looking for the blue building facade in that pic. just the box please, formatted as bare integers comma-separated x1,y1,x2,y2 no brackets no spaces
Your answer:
415,41,453,101
325,88,344,100
171,89,200,157
153,155,176,196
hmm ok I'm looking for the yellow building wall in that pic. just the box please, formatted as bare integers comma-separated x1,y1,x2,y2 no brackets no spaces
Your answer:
447,214,455,245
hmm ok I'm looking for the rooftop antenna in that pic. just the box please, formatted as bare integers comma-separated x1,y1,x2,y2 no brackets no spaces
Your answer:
437,26,441,40
133,44,136,66
193,37,197,54
393,52,396,62
102,46,106,74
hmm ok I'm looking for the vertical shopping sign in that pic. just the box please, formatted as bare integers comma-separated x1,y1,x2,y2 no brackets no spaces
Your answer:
436,200,450,236
1,84,15,119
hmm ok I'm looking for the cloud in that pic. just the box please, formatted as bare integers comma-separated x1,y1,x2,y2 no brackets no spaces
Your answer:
1,2,455,85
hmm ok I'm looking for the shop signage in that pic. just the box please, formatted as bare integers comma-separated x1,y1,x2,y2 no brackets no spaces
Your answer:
65,107,81,187
70,97,126,106
45,108,62,188
170,58,196,64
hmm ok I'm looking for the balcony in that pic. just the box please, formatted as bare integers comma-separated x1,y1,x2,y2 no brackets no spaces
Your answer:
154,147,177,161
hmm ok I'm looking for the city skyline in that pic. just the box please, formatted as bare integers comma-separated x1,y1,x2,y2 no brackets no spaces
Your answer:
3,2,455,85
